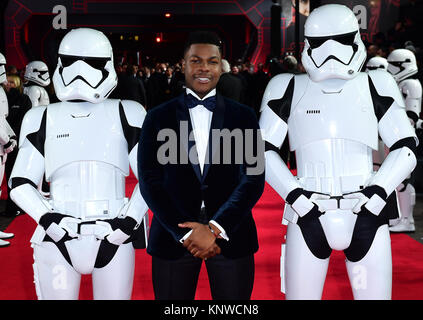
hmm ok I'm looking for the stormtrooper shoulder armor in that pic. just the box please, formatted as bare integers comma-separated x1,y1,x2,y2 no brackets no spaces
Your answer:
259,73,295,149
120,100,146,131
18,105,47,149
119,100,146,152
368,70,416,148
368,70,403,106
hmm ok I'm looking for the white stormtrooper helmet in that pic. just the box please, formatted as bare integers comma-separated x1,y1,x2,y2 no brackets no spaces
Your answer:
387,49,418,83
24,61,51,87
52,28,117,103
301,4,366,82
0,53,6,84
365,56,388,72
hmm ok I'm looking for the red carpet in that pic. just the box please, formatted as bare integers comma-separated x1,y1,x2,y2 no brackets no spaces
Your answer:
1,177,423,300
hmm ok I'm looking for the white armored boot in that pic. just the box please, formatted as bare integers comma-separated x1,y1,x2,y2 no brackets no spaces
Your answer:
390,183,415,233
0,230,14,239
0,238,10,247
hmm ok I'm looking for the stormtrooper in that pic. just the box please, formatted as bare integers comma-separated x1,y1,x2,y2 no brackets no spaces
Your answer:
8,28,149,299
0,52,17,247
23,61,51,107
259,4,417,300
387,48,422,233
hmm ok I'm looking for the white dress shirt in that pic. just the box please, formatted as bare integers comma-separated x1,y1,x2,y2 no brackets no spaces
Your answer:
180,88,229,243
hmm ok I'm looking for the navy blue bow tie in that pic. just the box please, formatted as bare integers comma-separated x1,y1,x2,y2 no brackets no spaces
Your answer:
186,93,216,112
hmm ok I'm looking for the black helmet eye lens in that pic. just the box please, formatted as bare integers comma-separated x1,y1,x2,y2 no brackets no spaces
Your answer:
307,37,328,49
60,55,78,67
307,31,357,49
60,55,110,69
389,61,403,68
84,58,109,70
333,32,357,46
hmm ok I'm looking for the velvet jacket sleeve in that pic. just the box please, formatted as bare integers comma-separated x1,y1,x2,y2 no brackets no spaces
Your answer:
137,110,190,242
210,108,265,238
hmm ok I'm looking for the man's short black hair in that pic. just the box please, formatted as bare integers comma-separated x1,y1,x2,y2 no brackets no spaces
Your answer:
183,31,223,57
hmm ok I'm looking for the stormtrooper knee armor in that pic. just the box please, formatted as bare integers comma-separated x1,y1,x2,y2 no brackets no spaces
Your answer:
387,49,422,232
23,61,51,107
259,5,417,299
9,28,149,299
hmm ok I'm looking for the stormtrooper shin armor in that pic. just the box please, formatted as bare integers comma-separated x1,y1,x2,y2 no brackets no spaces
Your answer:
387,49,422,232
23,61,51,107
259,5,417,300
8,29,149,299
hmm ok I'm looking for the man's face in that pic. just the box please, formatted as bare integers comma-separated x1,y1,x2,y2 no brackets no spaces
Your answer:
183,43,222,98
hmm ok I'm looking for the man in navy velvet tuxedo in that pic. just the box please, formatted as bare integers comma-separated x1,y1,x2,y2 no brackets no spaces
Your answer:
138,31,265,300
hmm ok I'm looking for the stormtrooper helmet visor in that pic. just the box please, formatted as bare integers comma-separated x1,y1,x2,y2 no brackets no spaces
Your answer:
58,54,111,89
366,65,384,71
387,60,409,76
306,31,358,68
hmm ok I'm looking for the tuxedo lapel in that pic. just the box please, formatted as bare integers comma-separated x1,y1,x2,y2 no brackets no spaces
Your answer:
202,93,225,182
176,94,202,182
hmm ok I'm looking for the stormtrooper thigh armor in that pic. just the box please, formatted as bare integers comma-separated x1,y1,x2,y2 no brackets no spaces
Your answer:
9,99,148,299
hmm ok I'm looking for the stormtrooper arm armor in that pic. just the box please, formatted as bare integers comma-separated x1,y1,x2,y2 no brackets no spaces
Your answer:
403,79,422,127
0,92,15,146
8,107,53,223
0,116,11,145
3,119,17,152
118,100,149,225
259,74,300,197
362,71,418,214
259,74,321,217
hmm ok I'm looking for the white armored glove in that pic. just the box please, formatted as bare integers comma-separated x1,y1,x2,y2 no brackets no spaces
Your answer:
285,188,331,239
343,185,387,216
285,188,331,218
98,215,138,246
4,138,17,154
38,212,81,243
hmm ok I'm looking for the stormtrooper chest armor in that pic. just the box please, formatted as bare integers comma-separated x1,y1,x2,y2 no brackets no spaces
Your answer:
44,100,129,180
288,73,378,195
44,100,129,219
